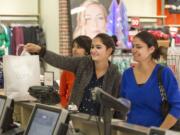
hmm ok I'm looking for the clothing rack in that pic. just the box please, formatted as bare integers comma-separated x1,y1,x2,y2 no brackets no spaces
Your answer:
0,12,45,56
167,55,180,84
112,52,133,73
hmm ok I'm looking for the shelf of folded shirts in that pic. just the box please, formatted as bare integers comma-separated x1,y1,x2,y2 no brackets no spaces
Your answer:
157,40,170,48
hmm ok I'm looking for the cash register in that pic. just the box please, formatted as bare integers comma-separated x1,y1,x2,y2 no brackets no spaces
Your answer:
24,104,69,135
2,104,69,135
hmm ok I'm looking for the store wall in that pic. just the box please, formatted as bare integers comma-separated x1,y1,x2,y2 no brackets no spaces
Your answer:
157,0,180,25
0,0,38,14
40,0,60,80
124,0,157,16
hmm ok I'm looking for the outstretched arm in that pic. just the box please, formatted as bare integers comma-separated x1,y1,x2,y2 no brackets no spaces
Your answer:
25,43,84,73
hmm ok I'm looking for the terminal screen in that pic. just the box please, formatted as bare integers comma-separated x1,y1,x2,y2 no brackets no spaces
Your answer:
27,108,60,135
0,98,5,119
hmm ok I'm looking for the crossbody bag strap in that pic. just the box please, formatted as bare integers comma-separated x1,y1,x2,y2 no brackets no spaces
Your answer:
157,65,168,101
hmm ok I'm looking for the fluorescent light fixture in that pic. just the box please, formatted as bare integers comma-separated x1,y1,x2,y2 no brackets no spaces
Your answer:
71,7,85,15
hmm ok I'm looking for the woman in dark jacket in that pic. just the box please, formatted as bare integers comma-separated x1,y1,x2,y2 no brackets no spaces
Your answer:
25,33,121,115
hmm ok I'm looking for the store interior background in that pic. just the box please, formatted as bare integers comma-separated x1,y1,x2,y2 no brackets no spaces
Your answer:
0,0,177,80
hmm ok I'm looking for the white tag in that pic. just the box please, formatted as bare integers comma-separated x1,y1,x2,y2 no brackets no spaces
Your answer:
68,104,78,111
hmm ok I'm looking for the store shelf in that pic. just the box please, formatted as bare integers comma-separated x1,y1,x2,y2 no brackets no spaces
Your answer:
165,24,180,27
0,14,40,23
128,15,167,19
128,15,167,24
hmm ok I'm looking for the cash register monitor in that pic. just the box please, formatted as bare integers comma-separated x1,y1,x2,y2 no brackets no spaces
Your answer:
24,104,69,135
0,95,14,133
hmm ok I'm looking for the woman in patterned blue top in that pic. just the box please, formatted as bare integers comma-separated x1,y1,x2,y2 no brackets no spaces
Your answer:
120,31,180,129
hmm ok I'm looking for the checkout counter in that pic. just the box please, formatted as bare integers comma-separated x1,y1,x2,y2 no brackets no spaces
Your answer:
11,101,180,135
70,112,148,135
70,113,180,135
13,101,149,135
0,91,179,135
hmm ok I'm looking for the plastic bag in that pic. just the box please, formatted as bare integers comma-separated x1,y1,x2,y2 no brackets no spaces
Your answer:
3,55,40,101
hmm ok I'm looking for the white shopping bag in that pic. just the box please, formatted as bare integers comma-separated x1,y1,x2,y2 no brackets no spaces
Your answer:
3,55,40,101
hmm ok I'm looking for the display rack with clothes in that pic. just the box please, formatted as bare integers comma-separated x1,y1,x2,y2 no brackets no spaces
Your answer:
159,50,180,85
0,23,10,57
166,55,180,84
9,25,46,55
0,14,46,76
0,14,45,56
111,53,133,74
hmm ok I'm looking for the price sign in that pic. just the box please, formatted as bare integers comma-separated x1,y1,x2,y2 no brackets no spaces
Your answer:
131,17,140,28
44,71,54,86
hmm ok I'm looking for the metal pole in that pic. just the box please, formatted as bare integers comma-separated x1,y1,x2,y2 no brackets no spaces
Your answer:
161,0,165,25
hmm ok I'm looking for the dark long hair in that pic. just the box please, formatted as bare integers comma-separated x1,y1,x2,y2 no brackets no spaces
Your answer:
72,35,92,55
95,33,115,54
134,31,160,60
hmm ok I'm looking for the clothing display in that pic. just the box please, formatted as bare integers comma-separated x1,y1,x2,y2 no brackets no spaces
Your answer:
112,54,132,73
167,54,180,85
0,24,10,57
120,64,180,127
10,26,46,55
0,24,46,56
